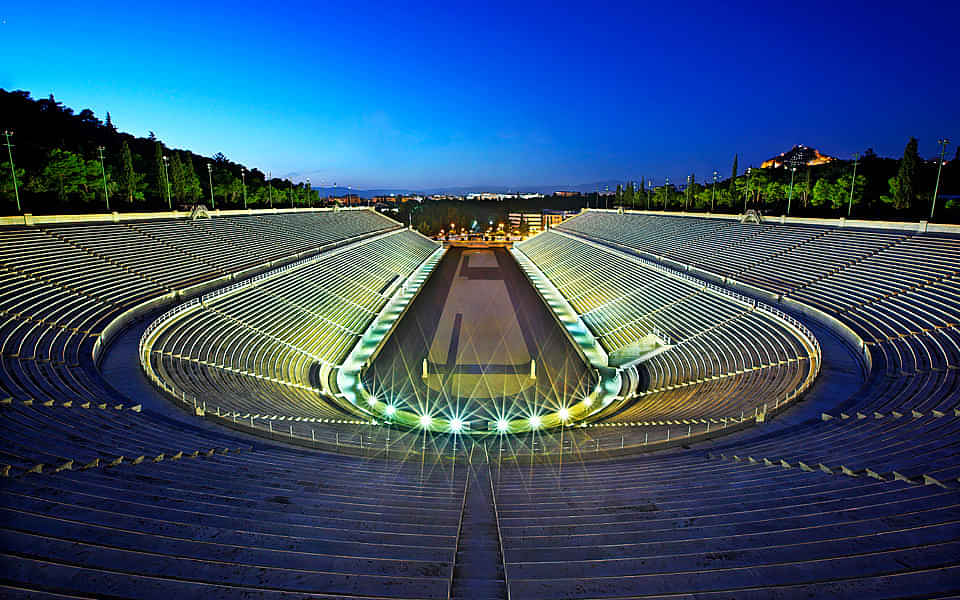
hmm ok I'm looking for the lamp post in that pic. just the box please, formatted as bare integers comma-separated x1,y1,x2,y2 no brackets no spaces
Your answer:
711,171,719,213
241,168,247,208
685,174,691,211
162,155,172,209
930,138,950,221
664,177,670,210
647,177,652,210
267,171,273,208
847,153,859,218
744,168,751,212
306,177,311,207
97,146,110,211
3,130,20,213
787,166,797,216
207,163,215,209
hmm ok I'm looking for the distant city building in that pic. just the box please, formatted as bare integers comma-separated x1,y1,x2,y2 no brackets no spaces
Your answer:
761,144,837,169
508,212,543,234
465,192,545,201
542,209,578,229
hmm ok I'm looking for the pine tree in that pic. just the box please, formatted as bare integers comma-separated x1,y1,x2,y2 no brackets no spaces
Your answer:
883,137,919,210
118,141,144,203
182,153,201,203
105,112,115,130
170,153,186,201
729,154,738,199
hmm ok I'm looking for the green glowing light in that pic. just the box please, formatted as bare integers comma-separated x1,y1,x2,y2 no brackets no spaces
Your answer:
385,404,396,416
529,415,542,429
419,414,433,428
496,419,510,433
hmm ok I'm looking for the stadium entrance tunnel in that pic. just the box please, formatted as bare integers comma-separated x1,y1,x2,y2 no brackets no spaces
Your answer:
346,246,621,434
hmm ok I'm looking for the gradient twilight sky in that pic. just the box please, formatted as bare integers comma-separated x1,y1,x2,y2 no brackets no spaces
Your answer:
1,1,957,189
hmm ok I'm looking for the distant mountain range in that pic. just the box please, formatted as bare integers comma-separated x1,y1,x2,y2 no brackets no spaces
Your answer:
309,180,630,199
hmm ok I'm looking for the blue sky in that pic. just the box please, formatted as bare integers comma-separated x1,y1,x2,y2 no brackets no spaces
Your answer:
1,1,957,189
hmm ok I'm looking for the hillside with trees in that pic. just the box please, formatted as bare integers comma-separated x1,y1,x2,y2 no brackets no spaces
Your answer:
0,89,321,215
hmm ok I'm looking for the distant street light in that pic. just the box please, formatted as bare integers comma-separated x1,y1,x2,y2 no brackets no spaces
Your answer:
306,177,311,207
664,177,670,210
685,174,691,211
711,171,719,213
647,177,652,210
930,138,951,221
162,155,172,209
847,153,859,218
3,130,21,213
207,163,215,209
267,171,273,207
97,146,110,211
787,165,797,216
241,168,247,208
743,168,751,212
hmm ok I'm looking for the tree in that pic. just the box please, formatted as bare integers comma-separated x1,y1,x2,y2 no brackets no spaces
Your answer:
625,181,635,208
169,153,186,201
32,149,86,203
181,153,201,203
881,137,919,210
118,141,145,204
0,160,25,206
729,154,738,199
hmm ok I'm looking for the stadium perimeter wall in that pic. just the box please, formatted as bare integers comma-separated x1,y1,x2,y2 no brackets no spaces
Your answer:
594,207,960,235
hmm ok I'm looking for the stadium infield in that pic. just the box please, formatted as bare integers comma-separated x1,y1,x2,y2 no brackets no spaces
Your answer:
365,246,592,430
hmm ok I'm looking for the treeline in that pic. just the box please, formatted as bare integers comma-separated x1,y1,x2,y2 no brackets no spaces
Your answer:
0,90,323,215
613,140,958,222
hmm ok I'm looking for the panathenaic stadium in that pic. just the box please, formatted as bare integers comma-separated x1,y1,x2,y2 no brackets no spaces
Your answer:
1,206,959,598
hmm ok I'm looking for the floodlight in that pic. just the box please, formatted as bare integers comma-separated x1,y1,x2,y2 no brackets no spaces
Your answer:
449,418,463,433
384,404,396,416
528,415,542,429
558,407,570,421
496,419,509,433
419,414,432,428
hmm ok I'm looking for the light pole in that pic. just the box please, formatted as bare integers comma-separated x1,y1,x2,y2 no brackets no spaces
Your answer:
647,177,652,210
685,174,691,211
743,168,751,212
3,130,20,213
930,138,950,221
97,146,110,211
787,166,797,216
162,155,172,209
267,171,273,208
207,163,215,209
664,177,670,210
847,153,859,218
306,177,311,207
711,171,718,213
241,168,247,208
